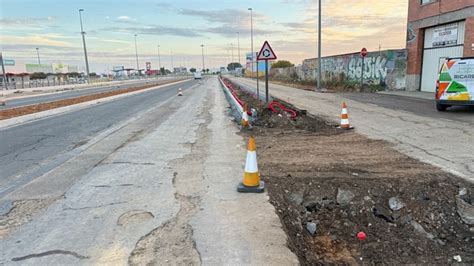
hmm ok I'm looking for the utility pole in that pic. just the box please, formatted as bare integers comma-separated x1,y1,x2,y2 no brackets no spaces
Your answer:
171,51,174,74
36,48,41,65
157,45,162,74
78,9,90,79
231,43,234,67
248,7,259,96
134,34,139,75
237,31,241,66
0,52,7,90
317,0,322,91
201,44,205,71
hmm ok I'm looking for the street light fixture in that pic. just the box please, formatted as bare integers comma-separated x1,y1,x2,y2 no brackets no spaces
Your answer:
134,34,139,75
78,9,90,79
200,44,205,71
35,48,41,65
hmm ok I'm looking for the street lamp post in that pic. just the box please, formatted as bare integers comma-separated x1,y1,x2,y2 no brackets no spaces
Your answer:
317,0,322,91
0,52,7,90
157,45,161,74
134,34,139,76
170,51,174,74
237,31,241,66
248,8,259,96
230,43,234,66
200,44,205,71
78,9,90,79
36,48,41,65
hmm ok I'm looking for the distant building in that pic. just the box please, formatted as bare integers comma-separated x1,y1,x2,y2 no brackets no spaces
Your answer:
406,0,474,92
173,66,187,74
25,63,79,74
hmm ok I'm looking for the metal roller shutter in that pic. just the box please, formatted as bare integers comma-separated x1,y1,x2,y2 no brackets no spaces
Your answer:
421,21,465,92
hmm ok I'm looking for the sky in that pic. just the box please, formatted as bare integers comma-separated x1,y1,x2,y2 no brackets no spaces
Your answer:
0,0,409,74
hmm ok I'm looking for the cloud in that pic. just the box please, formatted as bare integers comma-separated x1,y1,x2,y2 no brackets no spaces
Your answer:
100,25,201,38
117,16,132,21
178,8,276,37
0,34,71,47
0,16,57,30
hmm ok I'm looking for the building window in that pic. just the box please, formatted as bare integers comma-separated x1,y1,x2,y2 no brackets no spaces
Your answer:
421,0,435,5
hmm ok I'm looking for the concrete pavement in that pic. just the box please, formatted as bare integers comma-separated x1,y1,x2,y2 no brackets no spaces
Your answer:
0,76,297,265
229,77,474,182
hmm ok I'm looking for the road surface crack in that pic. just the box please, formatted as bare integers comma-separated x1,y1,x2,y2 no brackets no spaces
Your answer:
11,250,89,261
63,201,127,211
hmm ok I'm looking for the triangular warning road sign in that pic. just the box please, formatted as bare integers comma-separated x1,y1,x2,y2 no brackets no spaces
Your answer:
257,41,277,61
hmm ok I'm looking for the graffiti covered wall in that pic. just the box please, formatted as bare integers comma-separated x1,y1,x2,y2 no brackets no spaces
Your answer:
294,49,407,90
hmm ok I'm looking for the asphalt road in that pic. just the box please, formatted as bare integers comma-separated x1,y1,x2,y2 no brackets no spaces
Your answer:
341,92,474,123
0,78,178,110
0,79,198,197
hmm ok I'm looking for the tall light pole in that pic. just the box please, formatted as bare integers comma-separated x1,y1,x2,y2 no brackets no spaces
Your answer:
134,34,139,75
230,43,234,65
236,31,241,66
170,51,174,74
35,48,41,65
248,8,254,73
248,7,259,95
200,44,205,71
0,52,7,90
78,9,90,79
317,0,322,91
157,45,162,74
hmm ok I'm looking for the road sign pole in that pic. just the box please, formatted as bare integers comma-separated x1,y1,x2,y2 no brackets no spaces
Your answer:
361,56,364,89
256,60,260,97
265,60,269,103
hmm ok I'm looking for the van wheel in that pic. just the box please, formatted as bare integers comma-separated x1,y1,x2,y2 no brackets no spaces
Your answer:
436,103,448,111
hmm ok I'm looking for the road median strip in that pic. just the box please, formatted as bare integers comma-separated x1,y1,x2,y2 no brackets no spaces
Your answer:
0,78,188,121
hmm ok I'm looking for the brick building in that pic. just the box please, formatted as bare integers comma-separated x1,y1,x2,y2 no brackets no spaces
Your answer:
406,0,474,92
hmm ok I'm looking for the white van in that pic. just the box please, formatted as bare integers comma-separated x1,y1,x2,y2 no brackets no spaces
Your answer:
436,57,474,111
194,72,202,80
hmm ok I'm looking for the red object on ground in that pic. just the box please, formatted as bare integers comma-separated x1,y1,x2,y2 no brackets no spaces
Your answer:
357,231,366,241
268,101,297,119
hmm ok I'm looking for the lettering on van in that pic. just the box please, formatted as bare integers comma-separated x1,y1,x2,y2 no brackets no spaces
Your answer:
453,74,474,80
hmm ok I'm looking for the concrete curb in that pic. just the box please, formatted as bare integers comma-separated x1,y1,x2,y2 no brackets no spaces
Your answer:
0,79,191,130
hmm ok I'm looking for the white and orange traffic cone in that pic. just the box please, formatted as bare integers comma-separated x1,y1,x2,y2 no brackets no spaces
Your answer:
237,136,264,193
178,88,183,96
241,105,251,128
339,102,354,129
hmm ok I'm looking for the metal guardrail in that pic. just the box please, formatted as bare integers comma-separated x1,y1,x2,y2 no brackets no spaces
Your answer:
218,77,244,122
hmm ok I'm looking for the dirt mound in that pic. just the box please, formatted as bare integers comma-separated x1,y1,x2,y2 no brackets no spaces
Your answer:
258,131,473,265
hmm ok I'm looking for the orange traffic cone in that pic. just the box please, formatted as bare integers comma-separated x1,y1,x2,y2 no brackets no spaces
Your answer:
178,88,183,96
241,105,250,128
237,136,264,193
339,102,354,129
